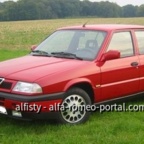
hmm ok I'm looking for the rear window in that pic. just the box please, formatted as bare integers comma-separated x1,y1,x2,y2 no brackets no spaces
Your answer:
135,31,144,54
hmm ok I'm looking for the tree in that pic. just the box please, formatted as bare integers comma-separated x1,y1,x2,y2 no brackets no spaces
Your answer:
97,2,121,17
0,0,141,21
122,5,137,17
137,4,144,17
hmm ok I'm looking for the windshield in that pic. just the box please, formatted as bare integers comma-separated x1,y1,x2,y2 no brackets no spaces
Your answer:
33,30,107,61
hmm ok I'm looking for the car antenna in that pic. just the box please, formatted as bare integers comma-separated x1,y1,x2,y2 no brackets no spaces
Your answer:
83,21,89,27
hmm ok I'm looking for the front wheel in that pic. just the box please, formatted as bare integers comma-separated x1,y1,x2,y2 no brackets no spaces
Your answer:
58,88,92,124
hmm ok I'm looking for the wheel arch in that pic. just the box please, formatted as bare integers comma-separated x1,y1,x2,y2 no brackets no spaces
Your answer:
64,78,95,103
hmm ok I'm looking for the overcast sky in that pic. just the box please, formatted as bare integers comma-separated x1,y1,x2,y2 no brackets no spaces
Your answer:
90,0,144,6
0,0,17,2
0,0,144,6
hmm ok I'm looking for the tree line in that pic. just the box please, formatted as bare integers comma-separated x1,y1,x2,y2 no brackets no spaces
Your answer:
0,0,144,21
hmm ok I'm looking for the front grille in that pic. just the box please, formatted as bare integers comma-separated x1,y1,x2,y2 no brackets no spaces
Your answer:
0,82,12,90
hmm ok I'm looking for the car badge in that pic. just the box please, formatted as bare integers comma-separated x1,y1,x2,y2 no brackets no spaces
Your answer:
0,78,5,85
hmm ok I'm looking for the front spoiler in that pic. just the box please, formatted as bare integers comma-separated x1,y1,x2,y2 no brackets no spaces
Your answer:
0,92,65,102
1,109,59,121
0,92,65,120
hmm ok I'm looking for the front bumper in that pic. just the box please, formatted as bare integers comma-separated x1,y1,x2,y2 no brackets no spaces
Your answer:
0,92,64,120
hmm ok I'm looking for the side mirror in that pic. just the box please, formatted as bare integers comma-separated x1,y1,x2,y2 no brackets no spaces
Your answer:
31,45,37,51
100,50,120,62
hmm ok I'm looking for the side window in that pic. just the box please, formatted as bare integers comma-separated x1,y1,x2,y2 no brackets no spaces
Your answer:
135,31,144,54
107,32,134,57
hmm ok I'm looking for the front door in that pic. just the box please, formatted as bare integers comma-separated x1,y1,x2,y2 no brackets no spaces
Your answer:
99,31,139,102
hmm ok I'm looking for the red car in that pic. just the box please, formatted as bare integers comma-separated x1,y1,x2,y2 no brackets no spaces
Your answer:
0,24,144,124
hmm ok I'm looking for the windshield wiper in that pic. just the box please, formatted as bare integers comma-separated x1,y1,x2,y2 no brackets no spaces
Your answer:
51,52,83,60
31,50,51,57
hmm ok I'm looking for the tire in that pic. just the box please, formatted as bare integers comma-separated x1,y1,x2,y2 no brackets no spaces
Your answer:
58,87,92,125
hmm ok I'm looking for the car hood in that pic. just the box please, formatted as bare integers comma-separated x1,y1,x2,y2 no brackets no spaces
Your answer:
0,55,88,82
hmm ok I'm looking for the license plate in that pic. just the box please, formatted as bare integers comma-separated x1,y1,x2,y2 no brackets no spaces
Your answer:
0,106,7,115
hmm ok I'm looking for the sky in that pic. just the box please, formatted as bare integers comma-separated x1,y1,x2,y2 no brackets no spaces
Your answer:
90,0,144,6
0,0,144,6
0,0,17,2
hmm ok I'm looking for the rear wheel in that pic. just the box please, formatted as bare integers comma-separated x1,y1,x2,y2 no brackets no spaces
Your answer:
58,88,92,124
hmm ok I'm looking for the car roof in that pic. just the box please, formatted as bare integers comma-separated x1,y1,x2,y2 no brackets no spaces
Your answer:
59,24,144,31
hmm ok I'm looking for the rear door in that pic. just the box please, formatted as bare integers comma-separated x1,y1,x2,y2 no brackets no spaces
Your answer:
135,30,144,92
99,31,140,102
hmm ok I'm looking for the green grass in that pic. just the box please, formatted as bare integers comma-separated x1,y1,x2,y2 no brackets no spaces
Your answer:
0,49,28,61
1,103,144,144
1,17,144,144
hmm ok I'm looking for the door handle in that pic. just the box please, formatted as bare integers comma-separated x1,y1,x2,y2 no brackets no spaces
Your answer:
131,62,139,67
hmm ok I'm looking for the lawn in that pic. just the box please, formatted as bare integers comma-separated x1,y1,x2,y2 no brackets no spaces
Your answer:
1,17,144,144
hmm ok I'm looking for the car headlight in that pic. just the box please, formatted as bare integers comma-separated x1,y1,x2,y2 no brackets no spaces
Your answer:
13,82,42,94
